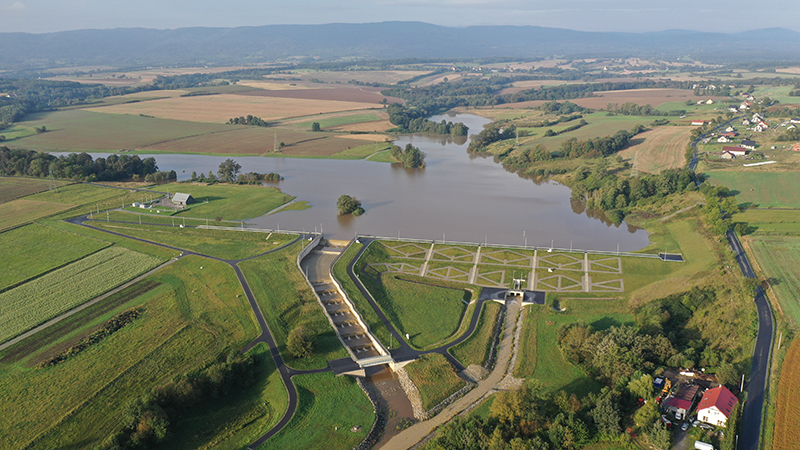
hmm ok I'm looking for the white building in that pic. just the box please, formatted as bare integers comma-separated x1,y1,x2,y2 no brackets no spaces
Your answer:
697,386,738,427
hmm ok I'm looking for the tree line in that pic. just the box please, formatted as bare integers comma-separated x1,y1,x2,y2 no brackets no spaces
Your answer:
605,102,686,117
228,115,269,127
0,147,160,181
387,104,468,136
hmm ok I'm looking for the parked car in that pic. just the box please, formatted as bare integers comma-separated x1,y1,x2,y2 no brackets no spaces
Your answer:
682,422,690,431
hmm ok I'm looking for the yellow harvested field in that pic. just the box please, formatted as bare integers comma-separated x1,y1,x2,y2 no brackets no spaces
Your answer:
236,81,312,90
774,339,800,450
88,94,379,124
777,67,800,74
618,126,692,173
332,133,392,142
264,70,427,84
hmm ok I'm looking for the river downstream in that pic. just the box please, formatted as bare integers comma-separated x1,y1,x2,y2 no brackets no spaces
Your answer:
59,113,650,251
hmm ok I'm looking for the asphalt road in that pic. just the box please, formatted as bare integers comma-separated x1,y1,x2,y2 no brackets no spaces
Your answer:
727,230,773,450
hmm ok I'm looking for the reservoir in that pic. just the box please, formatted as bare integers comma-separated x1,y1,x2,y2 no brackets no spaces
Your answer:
61,113,650,251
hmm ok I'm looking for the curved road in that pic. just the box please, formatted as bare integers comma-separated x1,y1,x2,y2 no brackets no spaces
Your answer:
727,230,773,450
66,215,328,448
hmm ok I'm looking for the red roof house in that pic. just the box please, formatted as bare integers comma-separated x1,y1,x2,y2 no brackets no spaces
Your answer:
792,143,800,152
697,386,738,427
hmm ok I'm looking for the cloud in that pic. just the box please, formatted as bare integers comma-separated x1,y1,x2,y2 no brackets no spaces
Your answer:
4,1,25,10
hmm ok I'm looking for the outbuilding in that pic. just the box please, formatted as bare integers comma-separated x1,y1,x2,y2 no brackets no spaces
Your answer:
697,386,738,427
172,192,194,206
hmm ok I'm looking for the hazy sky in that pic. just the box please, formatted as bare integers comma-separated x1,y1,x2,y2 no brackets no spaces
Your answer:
3,0,798,34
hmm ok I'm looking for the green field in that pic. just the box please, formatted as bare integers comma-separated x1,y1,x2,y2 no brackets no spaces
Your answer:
735,209,800,235
515,299,633,396
13,109,230,152
0,199,75,230
0,246,161,344
749,236,800,326
450,301,502,367
25,182,149,220
0,177,68,203
102,210,241,227
361,274,467,350
0,223,109,291
89,220,297,260
159,182,294,220
705,171,800,208
0,256,269,449
0,124,37,141
239,241,349,370
260,372,374,450
404,353,466,411
514,112,653,154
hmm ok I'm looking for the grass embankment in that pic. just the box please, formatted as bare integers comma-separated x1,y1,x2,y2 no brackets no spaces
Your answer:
405,353,467,411
0,256,277,449
102,210,242,227
160,182,294,220
89,220,297,260
0,223,109,291
260,372,374,450
357,241,468,349
514,299,632,396
239,241,348,370
331,242,395,349
450,301,502,367
0,247,161,344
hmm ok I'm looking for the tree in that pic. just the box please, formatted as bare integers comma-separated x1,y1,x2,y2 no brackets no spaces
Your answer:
628,373,655,400
590,391,621,435
634,401,659,430
287,325,314,358
217,158,241,182
311,122,321,132
337,194,364,216
648,421,672,450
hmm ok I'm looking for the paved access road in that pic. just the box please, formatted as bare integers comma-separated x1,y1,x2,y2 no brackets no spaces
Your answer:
727,230,773,450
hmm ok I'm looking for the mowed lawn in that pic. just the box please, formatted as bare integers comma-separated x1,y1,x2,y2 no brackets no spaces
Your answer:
88,221,297,260
748,236,800,325
239,242,349,370
363,275,468,350
450,301,502,367
260,372,374,450
0,256,273,449
705,171,800,208
160,182,294,220
0,223,109,291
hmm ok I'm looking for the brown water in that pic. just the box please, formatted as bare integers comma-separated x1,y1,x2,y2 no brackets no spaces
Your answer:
365,366,415,449
61,113,649,251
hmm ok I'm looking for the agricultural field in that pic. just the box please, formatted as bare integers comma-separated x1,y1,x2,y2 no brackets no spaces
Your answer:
159,182,294,220
772,339,800,450
88,221,297,260
0,177,68,203
0,256,272,449
88,93,381,124
0,199,75,231
704,172,800,208
0,223,109,291
239,241,350,370
404,353,466,411
259,372,374,450
747,236,800,325
735,209,800,236
11,109,230,152
263,69,427,85
0,247,161,344
617,125,692,173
